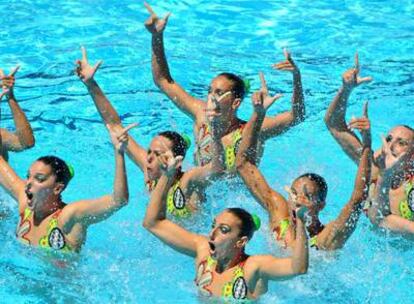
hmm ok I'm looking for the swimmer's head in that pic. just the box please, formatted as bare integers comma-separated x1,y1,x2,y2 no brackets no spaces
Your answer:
208,208,256,260
382,125,414,158
289,173,328,215
206,73,245,121
146,131,188,180
25,156,72,211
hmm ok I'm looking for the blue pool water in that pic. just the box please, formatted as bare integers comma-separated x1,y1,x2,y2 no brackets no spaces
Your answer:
0,0,413,303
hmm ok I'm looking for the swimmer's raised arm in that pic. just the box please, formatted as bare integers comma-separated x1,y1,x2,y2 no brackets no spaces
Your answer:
260,50,305,140
324,52,372,165
0,106,25,201
236,75,293,245
144,2,205,120
0,66,35,159
75,47,147,170
64,124,134,228
317,103,372,250
143,152,206,257
252,210,308,279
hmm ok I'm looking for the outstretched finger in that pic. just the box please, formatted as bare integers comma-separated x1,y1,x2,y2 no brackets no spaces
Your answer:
362,101,369,118
354,52,359,72
267,94,283,109
0,69,4,79
144,2,156,15
284,48,293,63
163,12,171,23
9,65,20,77
259,72,268,93
93,60,103,72
122,122,139,135
81,46,88,62
357,76,373,85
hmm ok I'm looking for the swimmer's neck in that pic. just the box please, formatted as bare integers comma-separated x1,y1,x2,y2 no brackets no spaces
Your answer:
215,250,247,273
218,115,243,135
33,197,65,226
306,216,324,237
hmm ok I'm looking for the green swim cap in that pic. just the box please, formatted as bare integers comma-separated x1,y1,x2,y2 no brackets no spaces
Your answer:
243,78,251,95
251,214,261,231
66,163,75,180
181,134,192,150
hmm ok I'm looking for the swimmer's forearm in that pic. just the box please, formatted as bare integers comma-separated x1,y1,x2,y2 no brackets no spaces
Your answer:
151,33,173,84
144,175,172,227
292,218,308,274
113,151,128,206
325,85,352,129
237,111,264,166
86,80,122,125
7,95,35,150
291,72,305,124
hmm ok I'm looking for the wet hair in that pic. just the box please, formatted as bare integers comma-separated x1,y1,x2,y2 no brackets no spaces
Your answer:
217,72,246,100
225,207,255,240
295,173,328,202
158,131,188,158
399,125,414,136
36,156,72,190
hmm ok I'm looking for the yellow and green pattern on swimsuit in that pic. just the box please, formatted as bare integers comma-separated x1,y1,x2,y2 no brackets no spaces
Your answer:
310,235,319,249
167,180,191,218
224,127,243,171
399,181,414,220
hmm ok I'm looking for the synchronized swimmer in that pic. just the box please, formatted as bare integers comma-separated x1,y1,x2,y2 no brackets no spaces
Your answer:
0,2,413,301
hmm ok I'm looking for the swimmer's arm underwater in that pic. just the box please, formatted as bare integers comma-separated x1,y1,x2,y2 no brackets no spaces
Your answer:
144,2,205,120
75,47,147,171
236,78,294,245
260,50,305,141
324,52,372,165
317,103,371,250
0,66,35,157
64,124,133,227
143,157,206,257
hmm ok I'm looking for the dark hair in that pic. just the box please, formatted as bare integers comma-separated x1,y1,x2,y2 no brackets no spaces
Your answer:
158,131,188,158
36,156,72,190
217,72,246,100
400,125,414,135
225,207,255,240
295,173,328,202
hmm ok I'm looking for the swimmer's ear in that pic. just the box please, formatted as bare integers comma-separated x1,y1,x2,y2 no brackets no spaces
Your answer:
236,236,248,249
232,98,242,109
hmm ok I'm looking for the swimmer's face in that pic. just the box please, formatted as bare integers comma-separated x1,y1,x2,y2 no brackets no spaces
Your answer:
289,177,325,215
208,211,246,260
382,126,414,158
206,76,241,121
25,161,62,211
146,136,174,180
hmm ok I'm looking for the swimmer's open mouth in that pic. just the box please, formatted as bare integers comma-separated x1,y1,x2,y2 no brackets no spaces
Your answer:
208,241,216,254
25,189,33,206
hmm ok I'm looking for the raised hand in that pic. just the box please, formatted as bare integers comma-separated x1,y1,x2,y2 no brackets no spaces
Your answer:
0,65,19,97
348,101,371,147
158,150,183,177
107,123,138,153
75,46,103,85
272,49,299,75
144,2,171,35
342,52,372,89
251,72,282,115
